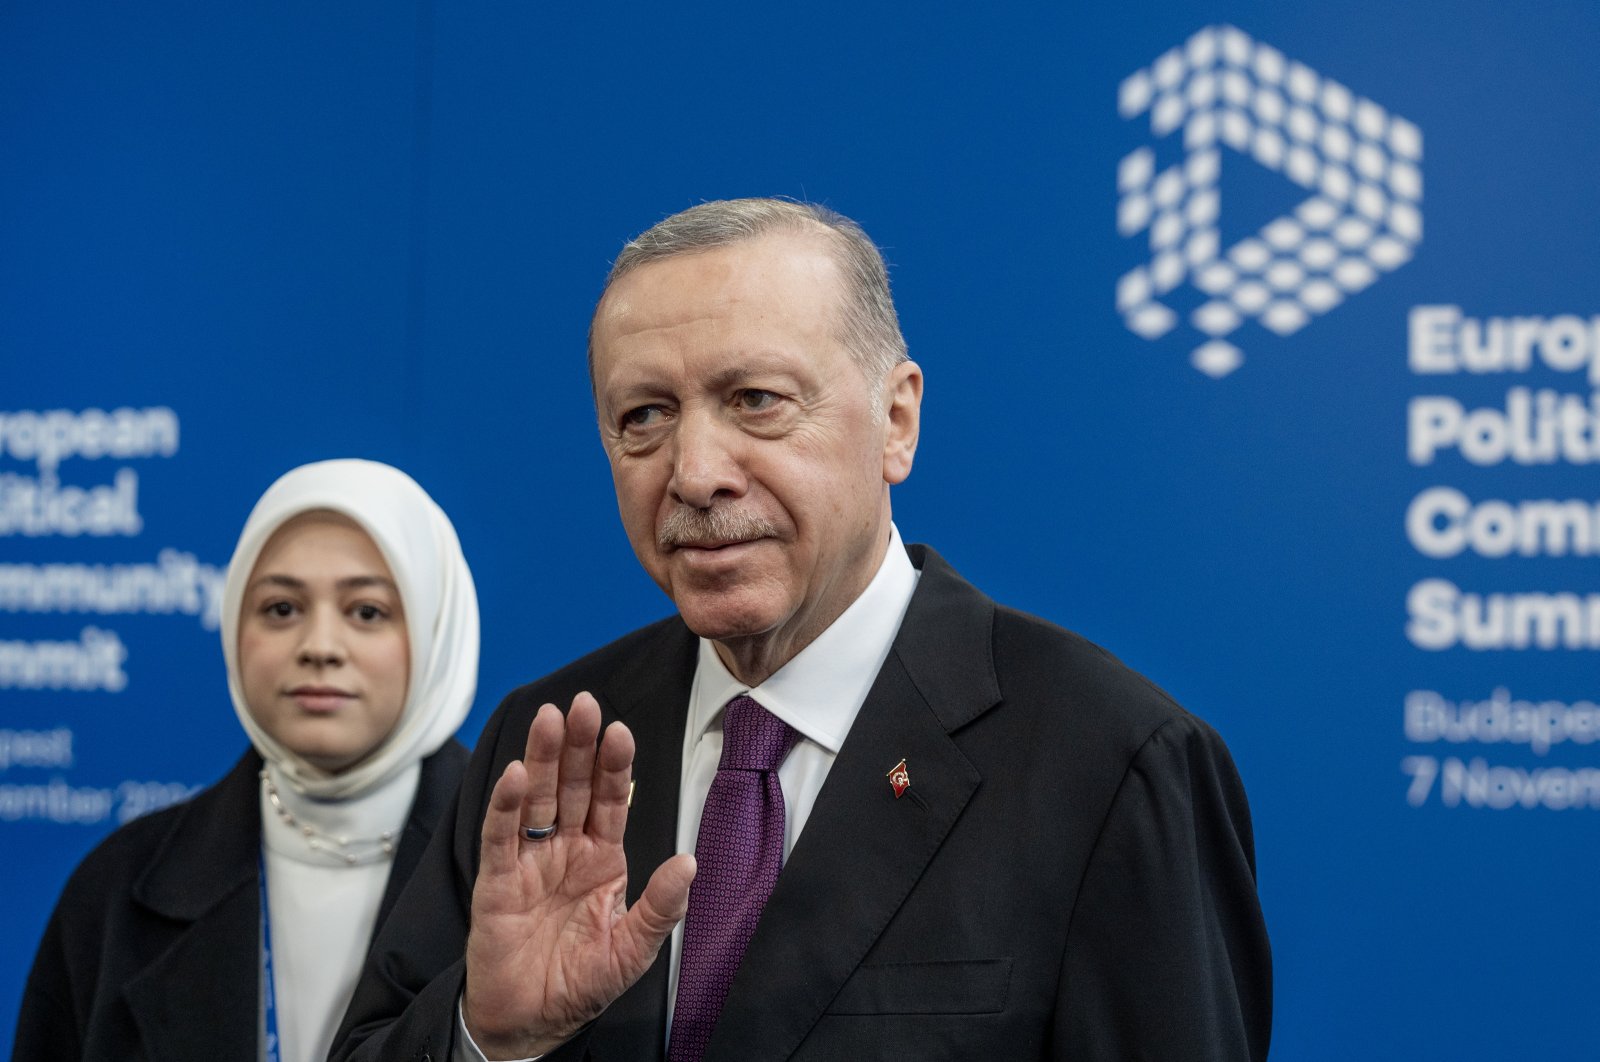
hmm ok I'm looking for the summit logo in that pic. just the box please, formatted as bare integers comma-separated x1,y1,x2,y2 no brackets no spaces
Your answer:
1117,26,1423,377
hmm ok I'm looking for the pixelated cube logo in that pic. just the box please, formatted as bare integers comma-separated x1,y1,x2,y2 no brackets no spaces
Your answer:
1117,26,1423,378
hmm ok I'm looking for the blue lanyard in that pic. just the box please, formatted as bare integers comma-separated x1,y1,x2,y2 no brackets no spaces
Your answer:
258,850,282,1062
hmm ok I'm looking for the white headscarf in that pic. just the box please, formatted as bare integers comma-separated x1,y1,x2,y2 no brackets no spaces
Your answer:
220,459,479,800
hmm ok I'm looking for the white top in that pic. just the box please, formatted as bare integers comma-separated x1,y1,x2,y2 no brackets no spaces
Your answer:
458,525,919,1061
262,759,420,1062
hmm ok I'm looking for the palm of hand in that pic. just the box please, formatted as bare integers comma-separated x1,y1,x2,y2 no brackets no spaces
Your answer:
463,695,695,1059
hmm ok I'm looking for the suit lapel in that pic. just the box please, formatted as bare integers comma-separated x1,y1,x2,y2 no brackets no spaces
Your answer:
705,547,1002,1062
589,619,699,1062
125,751,263,1061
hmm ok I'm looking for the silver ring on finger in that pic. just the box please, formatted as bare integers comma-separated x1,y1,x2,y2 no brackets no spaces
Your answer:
520,822,558,841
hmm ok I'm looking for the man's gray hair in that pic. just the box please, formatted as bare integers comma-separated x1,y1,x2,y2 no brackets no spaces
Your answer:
589,198,909,399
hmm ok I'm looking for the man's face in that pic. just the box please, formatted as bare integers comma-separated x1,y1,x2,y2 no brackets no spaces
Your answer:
591,231,918,674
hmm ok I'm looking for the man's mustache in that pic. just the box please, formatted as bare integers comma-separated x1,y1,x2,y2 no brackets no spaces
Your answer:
658,507,779,548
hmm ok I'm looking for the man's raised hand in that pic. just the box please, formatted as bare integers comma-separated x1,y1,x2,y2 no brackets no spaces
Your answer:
463,693,696,1059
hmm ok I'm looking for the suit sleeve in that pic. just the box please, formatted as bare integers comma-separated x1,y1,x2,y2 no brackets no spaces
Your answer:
333,694,608,1062
333,709,509,1062
1054,715,1272,1062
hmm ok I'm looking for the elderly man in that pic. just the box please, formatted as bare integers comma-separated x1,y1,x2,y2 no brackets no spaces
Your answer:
335,199,1271,1062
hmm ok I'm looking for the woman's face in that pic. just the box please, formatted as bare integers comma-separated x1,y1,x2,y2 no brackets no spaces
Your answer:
238,512,410,773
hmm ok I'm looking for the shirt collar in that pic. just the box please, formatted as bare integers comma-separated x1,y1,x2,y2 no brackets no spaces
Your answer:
688,523,920,753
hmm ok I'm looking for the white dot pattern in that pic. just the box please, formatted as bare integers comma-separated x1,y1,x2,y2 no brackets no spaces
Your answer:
666,695,798,1062
1116,24,1423,376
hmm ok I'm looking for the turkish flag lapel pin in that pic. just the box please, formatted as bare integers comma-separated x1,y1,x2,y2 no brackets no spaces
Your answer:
886,759,911,799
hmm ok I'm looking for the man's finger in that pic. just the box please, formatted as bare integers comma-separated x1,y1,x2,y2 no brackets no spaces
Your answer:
520,704,565,834
587,720,636,843
480,759,529,878
555,693,603,831
614,853,697,978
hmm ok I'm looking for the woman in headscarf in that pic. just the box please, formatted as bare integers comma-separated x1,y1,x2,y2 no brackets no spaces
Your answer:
13,459,479,1062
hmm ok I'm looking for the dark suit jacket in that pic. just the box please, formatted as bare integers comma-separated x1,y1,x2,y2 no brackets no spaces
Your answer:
12,741,468,1062
336,547,1271,1061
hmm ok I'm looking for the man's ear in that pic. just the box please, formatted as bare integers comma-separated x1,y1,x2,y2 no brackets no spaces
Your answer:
881,360,922,485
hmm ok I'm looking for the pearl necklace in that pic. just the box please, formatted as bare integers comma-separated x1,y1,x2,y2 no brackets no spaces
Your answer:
261,769,396,866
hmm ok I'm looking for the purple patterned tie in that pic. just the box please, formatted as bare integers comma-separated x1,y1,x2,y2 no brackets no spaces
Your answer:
667,695,800,1062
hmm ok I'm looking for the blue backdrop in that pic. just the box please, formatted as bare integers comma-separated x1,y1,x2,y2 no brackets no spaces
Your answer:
5,2,1599,1056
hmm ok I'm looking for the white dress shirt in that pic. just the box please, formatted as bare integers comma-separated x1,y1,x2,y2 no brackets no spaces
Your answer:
459,526,919,1061
666,524,918,1037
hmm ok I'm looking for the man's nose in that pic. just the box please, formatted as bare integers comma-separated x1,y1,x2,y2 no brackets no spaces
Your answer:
668,411,747,510
296,605,345,667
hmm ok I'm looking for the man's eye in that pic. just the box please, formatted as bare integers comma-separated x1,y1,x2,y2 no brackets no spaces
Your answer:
737,390,779,412
622,405,664,430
